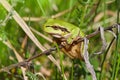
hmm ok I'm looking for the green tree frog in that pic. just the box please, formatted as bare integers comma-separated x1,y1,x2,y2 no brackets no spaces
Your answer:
44,19,84,60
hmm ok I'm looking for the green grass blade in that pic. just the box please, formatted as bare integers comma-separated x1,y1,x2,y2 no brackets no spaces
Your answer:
37,0,46,16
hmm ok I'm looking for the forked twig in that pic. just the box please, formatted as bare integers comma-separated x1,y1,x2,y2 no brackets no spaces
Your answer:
94,26,107,54
0,24,119,73
0,0,62,77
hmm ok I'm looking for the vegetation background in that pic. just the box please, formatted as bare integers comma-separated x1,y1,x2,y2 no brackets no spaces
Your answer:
0,0,120,80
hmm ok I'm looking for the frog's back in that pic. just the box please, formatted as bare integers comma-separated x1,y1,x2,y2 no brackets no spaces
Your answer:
46,19,79,30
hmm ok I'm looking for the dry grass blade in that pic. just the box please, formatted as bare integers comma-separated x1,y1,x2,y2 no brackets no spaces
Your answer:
83,38,97,80
30,27,53,43
23,8,72,22
51,8,72,18
36,72,46,80
0,38,28,80
0,0,63,77
94,27,107,54
94,10,116,23
23,16,46,22
0,0,45,51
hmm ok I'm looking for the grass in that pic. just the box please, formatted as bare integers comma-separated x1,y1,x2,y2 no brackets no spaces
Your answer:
0,0,120,80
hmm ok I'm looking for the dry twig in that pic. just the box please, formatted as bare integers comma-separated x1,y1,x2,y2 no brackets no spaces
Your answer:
0,23,119,73
83,38,97,80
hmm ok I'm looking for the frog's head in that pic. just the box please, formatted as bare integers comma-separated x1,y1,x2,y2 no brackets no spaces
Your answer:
44,19,71,39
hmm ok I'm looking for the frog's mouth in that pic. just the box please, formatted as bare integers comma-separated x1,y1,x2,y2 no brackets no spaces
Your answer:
48,33,63,38
48,33,72,39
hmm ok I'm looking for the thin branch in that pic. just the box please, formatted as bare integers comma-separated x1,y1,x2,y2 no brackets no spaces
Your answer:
75,23,119,44
23,8,73,22
0,23,119,73
0,45,62,72
26,46,62,62
0,39,28,80
0,0,62,74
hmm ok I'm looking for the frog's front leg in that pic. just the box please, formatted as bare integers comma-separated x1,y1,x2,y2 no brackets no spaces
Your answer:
61,41,76,59
61,38,84,59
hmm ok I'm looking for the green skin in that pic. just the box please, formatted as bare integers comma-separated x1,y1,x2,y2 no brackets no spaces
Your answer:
43,19,84,44
43,19,85,59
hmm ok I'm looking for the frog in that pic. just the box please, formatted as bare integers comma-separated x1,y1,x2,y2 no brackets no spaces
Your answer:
43,19,85,60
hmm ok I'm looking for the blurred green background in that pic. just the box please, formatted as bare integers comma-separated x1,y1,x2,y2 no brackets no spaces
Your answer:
0,0,120,80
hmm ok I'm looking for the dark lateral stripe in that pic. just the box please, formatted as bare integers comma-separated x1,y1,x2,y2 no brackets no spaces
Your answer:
46,25,70,33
